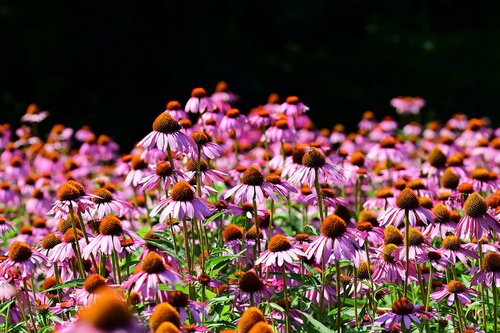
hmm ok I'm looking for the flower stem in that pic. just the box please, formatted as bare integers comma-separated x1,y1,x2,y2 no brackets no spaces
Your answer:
425,265,433,309
364,242,376,323
23,278,37,333
281,265,291,333
335,260,342,333
253,193,262,258
353,266,359,328
314,169,324,222
404,209,410,297
494,282,498,333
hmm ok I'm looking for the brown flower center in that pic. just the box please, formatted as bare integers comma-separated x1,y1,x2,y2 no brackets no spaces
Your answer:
56,183,81,201
382,244,398,263
396,188,419,210
471,168,490,182
441,168,460,189
99,216,123,236
241,166,264,186
463,192,487,217
302,148,326,168
191,87,207,98
156,322,181,333
441,235,462,251
380,137,396,148
447,280,466,293
428,251,442,261
407,179,426,190
167,291,189,308
356,221,373,232
83,274,107,293
170,181,195,201
92,188,113,204
149,303,181,331
357,261,372,280
265,174,281,185
384,225,404,245
238,307,267,333
222,224,243,242
483,252,500,272
142,252,166,273
191,131,210,145
428,147,447,168
286,96,300,104
458,183,474,194
239,271,264,293
432,204,450,222
63,229,83,243
166,101,181,110
295,233,310,242
406,228,424,246
41,233,62,250
320,214,347,239
392,297,414,315
226,108,241,118
376,188,394,199
152,112,181,134
79,289,130,330
186,158,208,172
9,241,32,262
268,234,292,252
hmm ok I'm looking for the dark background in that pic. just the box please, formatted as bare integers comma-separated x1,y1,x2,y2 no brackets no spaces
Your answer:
1,1,500,152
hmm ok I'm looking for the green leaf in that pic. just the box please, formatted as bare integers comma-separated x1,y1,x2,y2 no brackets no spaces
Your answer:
302,312,336,333
42,278,84,293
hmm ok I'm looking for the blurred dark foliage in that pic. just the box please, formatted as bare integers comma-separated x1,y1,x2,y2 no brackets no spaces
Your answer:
1,1,499,151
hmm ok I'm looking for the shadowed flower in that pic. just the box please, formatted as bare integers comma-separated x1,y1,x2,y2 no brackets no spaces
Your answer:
470,251,500,288
430,280,478,306
375,297,422,330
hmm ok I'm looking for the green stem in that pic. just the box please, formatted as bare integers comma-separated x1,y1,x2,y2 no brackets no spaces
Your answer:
314,169,324,222
23,278,37,333
364,242,376,323
336,260,342,333
281,265,291,333
353,266,359,328
404,209,410,297
425,265,433,309
494,283,498,333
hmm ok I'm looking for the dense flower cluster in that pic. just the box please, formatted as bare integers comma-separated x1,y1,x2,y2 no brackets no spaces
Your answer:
0,88,499,333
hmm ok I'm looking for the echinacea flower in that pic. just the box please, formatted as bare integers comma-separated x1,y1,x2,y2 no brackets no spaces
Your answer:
378,188,435,228
139,160,186,192
255,234,305,268
185,87,217,114
190,131,223,160
354,221,384,247
47,181,96,220
136,111,195,154
220,108,247,132
439,235,478,265
150,180,213,221
366,136,407,164
67,288,140,333
372,244,417,284
374,297,422,330
305,214,360,265
288,147,344,187
231,270,274,308
455,192,500,241
224,166,279,204
20,103,49,123
280,96,309,117
470,251,500,287
164,100,187,120
424,204,456,239
166,290,207,323
430,280,478,306
149,302,182,332
390,96,425,115
0,215,15,236
90,188,135,218
82,215,141,258
74,273,109,306
122,251,182,302
0,241,47,279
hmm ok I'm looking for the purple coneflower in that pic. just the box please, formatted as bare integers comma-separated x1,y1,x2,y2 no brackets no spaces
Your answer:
374,297,422,330
439,235,478,265
47,181,96,220
139,160,186,192
150,180,213,221
190,131,223,160
0,241,47,279
390,96,425,115
164,100,187,120
232,270,274,308
90,188,135,218
122,251,181,302
288,147,344,187
265,117,296,143
470,251,500,287
378,188,435,228
430,280,478,306
0,215,15,236
136,111,194,154
305,214,359,265
424,204,456,239
455,192,500,241
255,234,305,268
74,273,109,306
220,108,247,132
366,136,407,164
224,166,279,204
280,96,309,117
20,103,49,123
185,87,217,114
372,244,417,284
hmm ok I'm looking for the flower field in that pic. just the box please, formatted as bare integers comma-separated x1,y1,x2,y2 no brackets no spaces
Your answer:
0,86,499,333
